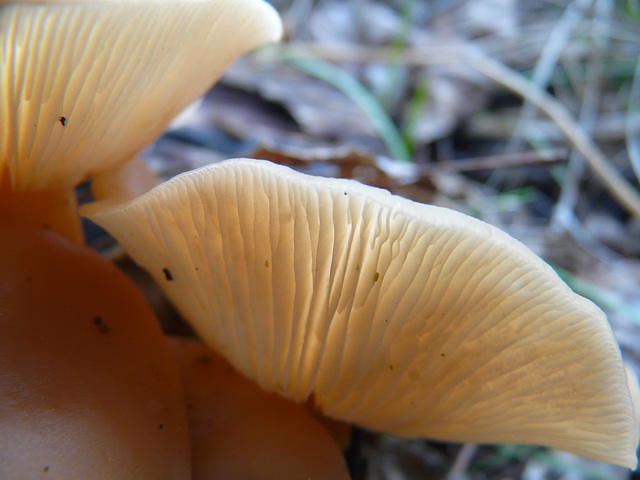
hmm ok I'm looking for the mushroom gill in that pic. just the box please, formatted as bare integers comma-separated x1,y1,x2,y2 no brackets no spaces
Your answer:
84,158,639,469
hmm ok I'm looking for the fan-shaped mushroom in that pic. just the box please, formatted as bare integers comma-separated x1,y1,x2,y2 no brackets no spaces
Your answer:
84,158,639,469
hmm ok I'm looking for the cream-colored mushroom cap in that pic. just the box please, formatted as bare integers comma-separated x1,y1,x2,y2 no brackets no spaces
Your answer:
0,0,282,190
83,158,639,469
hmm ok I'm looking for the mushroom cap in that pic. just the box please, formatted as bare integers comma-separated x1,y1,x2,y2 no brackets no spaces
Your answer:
0,223,190,479
83,158,639,468
0,0,281,191
170,336,351,480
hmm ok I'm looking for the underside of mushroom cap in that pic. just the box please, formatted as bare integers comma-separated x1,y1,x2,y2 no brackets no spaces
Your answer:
0,0,282,190
83,158,639,468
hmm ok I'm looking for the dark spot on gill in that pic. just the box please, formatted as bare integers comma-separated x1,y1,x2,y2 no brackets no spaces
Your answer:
58,116,66,126
162,268,173,281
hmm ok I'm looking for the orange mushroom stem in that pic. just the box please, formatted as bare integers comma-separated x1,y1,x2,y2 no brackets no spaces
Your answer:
0,223,192,479
0,168,83,243
171,336,351,480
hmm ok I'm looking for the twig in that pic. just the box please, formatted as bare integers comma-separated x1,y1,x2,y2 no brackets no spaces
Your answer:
506,0,593,153
463,47,640,220
552,0,613,229
446,444,478,480
418,148,568,175
467,111,640,143
626,51,640,182
282,0,315,38
262,42,447,65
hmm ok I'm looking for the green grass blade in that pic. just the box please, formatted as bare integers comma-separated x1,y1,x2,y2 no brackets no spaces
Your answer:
283,54,412,162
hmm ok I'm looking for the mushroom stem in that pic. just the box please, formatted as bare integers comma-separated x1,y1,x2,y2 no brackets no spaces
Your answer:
170,336,351,480
310,406,353,449
0,171,83,244
0,223,191,479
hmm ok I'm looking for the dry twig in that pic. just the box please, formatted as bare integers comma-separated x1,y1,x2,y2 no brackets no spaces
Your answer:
417,148,568,176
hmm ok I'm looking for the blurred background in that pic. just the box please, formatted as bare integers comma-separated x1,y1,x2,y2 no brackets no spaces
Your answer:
134,0,640,478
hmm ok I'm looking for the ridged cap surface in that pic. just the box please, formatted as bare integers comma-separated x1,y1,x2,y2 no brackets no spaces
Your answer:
84,158,639,468
0,0,282,189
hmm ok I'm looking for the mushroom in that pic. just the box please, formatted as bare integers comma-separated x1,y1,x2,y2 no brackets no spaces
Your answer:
0,0,282,193
170,335,351,480
84,158,639,469
0,0,282,477
0,223,191,479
